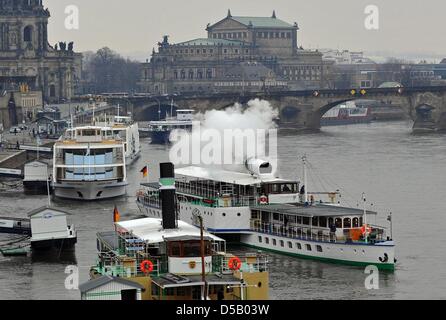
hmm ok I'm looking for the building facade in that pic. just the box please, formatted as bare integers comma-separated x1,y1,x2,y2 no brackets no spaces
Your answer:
0,0,82,103
0,89,43,130
138,10,333,94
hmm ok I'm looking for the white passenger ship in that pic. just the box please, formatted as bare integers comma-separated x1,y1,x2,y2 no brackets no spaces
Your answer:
96,115,141,165
52,126,127,200
136,159,396,270
143,109,193,144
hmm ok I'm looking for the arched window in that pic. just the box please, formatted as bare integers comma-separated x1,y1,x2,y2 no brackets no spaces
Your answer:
24,25,33,42
335,218,342,228
343,218,351,229
352,217,359,228
206,69,212,79
188,70,194,79
49,85,56,97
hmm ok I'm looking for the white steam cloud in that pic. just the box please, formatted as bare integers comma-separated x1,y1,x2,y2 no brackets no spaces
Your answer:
169,99,279,174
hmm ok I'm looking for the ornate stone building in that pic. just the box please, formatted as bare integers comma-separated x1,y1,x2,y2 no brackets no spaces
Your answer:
0,0,82,103
139,10,333,94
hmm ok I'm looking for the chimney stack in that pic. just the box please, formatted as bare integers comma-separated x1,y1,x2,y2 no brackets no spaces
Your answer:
159,163,177,229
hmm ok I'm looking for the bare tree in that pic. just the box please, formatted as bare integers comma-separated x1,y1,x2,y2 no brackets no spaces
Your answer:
82,47,140,94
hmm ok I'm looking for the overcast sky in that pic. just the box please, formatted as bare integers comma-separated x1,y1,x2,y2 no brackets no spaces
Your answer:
45,0,445,61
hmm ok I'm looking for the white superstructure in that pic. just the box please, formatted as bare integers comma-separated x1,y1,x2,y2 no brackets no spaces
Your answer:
52,126,127,200
96,116,141,165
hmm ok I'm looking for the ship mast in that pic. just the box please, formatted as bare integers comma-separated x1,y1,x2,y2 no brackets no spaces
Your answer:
362,192,368,244
302,154,308,204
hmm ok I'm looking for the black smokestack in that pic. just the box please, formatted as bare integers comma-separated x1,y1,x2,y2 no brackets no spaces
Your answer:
159,162,177,229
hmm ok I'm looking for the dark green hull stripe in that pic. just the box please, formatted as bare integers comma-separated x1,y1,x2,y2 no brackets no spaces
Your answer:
242,243,395,271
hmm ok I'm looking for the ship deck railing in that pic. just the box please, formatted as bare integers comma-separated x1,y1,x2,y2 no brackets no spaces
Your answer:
137,192,161,209
218,253,269,274
250,221,387,245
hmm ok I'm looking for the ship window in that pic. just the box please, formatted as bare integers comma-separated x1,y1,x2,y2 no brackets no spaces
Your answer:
306,244,312,251
335,218,342,228
151,285,159,296
296,243,302,250
288,241,293,249
169,242,181,256
272,239,277,246
316,245,323,252
319,217,327,228
280,240,284,247
258,236,262,243
312,217,318,226
343,218,351,228
296,216,302,224
353,217,359,228
176,287,187,296
265,237,269,244
302,217,310,225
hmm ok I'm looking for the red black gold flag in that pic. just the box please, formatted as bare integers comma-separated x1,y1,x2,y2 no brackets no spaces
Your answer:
113,205,120,223
140,166,148,178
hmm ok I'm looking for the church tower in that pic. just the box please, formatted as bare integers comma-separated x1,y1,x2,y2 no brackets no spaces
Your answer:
0,0,82,103
0,0,50,53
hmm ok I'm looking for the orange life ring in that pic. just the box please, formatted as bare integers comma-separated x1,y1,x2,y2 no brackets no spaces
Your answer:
228,257,242,270
140,260,154,274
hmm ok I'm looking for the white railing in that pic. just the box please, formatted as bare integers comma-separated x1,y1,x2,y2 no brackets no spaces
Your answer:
219,254,268,274
251,220,333,242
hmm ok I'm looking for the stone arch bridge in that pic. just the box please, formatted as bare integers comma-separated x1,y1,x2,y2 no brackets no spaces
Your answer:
105,86,446,132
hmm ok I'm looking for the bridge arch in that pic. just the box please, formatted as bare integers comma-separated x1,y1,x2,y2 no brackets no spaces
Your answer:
279,106,301,126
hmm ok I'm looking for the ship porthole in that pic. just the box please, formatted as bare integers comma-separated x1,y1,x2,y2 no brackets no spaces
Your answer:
362,250,366,255
257,282,262,288
237,213,241,217
222,213,226,217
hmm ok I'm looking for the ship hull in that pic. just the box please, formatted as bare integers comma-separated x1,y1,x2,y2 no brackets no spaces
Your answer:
136,200,395,271
240,233,395,271
321,117,372,126
149,131,170,144
31,237,77,250
54,180,127,200
23,181,51,195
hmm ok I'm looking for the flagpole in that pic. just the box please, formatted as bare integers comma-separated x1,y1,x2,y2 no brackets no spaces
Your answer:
362,192,368,244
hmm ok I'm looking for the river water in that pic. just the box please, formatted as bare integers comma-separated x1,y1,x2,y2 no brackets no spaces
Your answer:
1,120,445,300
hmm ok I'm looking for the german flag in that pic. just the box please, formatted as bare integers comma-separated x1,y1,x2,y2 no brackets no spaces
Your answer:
113,205,120,223
140,166,148,178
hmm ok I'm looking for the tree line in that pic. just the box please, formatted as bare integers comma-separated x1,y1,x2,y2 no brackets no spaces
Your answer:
82,47,141,94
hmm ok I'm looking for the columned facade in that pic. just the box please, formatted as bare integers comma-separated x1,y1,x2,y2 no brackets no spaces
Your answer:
0,0,82,103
